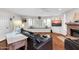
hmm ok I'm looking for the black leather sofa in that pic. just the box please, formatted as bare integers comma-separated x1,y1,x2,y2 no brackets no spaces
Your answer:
20,28,52,50
65,38,79,50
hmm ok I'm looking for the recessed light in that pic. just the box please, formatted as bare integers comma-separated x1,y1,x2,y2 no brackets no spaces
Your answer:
58,8,62,11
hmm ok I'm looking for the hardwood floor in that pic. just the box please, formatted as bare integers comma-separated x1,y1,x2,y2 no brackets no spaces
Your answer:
52,33,64,50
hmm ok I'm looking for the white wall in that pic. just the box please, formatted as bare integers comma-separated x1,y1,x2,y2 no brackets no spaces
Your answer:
66,8,79,22
51,14,67,35
0,9,21,36
23,15,68,35
14,8,79,36
53,9,79,35
23,15,67,35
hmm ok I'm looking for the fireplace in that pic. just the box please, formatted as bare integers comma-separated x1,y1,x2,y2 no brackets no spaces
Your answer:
66,23,79,37
70,29,79,37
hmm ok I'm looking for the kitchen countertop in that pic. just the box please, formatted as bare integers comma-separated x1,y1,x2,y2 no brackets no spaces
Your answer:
0,36,6,41
0,32,28,44
6,32,28,44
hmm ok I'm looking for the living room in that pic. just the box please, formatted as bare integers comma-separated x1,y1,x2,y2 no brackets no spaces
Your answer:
0,8,79,50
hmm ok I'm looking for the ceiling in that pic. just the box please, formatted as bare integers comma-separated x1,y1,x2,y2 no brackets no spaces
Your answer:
3,8,74,16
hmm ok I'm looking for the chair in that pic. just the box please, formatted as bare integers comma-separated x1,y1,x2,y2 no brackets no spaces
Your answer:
0,39,8,50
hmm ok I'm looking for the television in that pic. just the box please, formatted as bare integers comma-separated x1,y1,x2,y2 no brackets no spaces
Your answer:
51,20,62,26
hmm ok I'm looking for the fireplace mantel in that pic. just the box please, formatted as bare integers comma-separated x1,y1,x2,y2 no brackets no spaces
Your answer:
66,22,79,36
66,23,79,26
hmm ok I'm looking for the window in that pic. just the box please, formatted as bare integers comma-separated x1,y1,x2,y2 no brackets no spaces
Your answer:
46,18,51,27
27,18,51,29
28,18,33,27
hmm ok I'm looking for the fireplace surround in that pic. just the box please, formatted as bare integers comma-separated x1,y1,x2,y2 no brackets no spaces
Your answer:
65,23,79,50
66,23,79,37
70,29,79,37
